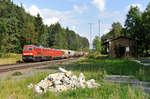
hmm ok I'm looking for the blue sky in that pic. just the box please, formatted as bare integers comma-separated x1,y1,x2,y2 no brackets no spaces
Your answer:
13,0,149,47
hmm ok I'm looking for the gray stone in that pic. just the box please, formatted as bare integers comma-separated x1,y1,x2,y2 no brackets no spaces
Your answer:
79,73,86,88
86,79,100,88
59,67,68,73
27,83,33,89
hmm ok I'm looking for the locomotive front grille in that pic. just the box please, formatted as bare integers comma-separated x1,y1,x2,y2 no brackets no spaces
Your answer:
22,56,34,60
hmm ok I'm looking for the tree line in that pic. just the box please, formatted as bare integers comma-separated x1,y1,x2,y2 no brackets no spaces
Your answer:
0,0,89,54
99,2,150,56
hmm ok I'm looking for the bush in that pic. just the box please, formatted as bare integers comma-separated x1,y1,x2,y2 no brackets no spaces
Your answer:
12,72,22,76
86,51,100,59
86,51,107,59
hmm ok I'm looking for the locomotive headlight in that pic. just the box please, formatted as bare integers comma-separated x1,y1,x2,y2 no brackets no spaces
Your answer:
30,53,33,55
24,53,27,55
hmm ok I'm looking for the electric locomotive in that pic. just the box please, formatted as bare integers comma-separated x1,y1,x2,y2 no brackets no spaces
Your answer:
22,45,63,62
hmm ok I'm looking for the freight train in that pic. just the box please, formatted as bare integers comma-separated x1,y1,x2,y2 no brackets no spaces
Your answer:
22,45,84,62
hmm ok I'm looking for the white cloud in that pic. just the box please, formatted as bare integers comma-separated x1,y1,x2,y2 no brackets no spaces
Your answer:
24,5,80,27
99,11,120,19
104,29,110,34
73,5,88,14
99,11,125,24
92,0,105,11
43,17,59,26
71,25,77,32
126,4,144,12
40,8,80,27
25,5,40,16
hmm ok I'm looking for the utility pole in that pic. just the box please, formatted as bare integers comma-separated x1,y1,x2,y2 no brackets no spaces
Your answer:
88,23,92,49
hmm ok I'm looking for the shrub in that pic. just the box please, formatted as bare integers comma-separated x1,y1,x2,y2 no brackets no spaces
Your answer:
12,72,22,76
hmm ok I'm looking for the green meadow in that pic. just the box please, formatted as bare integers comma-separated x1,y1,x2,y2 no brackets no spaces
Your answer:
0,57,149,99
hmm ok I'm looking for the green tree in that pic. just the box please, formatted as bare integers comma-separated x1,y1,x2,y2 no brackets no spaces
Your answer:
0,21,7,52
23,22,38,45
111,22,122,38
141,2,150,55
101,22,122,43
93,36,101,52
125,6,142,39
34,13,45,44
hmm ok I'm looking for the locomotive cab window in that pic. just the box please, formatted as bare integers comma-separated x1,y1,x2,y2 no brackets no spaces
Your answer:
29,48,32,51
24,48,27,51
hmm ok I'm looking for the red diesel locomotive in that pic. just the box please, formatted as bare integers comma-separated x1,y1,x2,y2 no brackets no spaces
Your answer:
22,45,64,62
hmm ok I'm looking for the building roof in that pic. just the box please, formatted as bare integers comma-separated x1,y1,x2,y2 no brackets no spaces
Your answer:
111,36,135,41
102,36,135,45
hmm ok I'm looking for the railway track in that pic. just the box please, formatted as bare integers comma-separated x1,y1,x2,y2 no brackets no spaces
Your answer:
0,58,78,73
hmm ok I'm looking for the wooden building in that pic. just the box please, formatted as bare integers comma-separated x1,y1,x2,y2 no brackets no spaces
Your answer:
103,36,137,58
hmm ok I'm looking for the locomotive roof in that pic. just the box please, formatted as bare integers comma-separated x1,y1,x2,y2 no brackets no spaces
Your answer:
24,45,51,49
24,44,37,47
24,45,65,50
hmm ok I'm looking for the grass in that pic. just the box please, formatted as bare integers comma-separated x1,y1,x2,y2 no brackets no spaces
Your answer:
59,84,146,99
0,53,22,65
12,72,23,76
0,57,149,99
0,72,147,99
0,72,52,99
47,57,150,82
